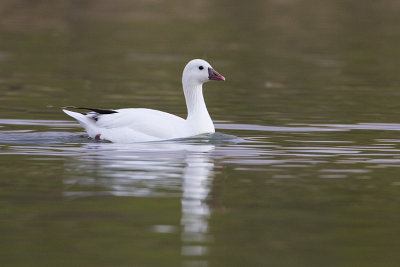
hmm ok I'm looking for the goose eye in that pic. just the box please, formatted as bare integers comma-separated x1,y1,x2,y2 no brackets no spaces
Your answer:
199,66,204,70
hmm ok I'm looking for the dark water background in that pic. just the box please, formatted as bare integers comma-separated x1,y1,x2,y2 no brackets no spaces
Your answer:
1,0,400,266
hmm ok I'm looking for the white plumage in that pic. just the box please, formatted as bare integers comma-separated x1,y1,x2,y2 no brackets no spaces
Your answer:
63,59,225,143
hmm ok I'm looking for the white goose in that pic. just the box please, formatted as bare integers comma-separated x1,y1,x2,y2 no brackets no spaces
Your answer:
63,59,225,143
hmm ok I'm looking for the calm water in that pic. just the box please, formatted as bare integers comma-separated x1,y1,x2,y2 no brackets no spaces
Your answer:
1,0,400,266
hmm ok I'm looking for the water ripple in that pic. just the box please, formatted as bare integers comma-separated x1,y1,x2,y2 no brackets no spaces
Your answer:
2,119,400,198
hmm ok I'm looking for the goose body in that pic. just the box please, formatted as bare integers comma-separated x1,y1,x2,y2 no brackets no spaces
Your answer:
63,59,225,143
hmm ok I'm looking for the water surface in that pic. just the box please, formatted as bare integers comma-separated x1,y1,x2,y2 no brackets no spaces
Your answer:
1,0,400,266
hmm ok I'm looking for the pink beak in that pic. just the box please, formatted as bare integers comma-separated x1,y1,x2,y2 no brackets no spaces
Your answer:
208,67,225,81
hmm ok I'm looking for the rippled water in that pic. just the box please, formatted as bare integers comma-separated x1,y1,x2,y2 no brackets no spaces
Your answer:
2,118,400,265
2,0,400,266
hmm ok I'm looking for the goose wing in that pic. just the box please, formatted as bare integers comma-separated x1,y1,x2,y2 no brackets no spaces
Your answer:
93,108,187,139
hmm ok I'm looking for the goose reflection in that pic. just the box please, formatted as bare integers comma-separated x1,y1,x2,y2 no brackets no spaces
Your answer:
181,146,213,262
63,140,215,264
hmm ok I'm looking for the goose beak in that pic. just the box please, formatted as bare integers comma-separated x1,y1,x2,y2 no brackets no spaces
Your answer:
208,67,225,81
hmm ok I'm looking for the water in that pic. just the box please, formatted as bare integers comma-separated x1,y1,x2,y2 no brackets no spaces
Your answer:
1,0,400,266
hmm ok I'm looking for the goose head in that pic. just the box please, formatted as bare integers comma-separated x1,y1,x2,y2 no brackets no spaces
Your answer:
182,59,225,86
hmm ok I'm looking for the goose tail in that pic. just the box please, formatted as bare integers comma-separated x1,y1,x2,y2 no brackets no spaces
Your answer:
63,109,95,130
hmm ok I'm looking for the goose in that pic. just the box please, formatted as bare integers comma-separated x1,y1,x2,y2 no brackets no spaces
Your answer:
63,59,225,143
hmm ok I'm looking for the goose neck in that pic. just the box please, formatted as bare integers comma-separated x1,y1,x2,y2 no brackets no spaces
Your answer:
183,83,209,120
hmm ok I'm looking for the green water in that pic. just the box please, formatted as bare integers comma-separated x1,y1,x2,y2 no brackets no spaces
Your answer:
1,0,400,266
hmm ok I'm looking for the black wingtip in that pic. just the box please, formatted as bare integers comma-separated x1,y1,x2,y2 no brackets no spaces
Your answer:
62,106,118,114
